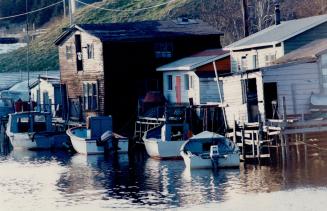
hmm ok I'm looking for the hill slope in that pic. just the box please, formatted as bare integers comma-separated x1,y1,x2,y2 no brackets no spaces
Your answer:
0,0,190,72
0,0,326,72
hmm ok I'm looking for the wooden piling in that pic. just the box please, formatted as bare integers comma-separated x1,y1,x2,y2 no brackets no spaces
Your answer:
241,122,246,161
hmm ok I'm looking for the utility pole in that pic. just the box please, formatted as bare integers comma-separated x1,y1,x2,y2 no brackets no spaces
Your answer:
241,0,249,37
63,0,66,18
68,0,74,26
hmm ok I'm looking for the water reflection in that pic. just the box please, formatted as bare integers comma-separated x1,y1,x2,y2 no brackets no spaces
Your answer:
1,138,327,210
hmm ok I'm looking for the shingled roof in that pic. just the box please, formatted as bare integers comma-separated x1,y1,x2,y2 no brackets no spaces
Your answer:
55,19,222,45
225,14,327,50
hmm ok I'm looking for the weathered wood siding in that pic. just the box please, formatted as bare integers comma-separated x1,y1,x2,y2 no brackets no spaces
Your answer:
199,78,222,104
58,31,105,116
222,72,263,128
263,62,320,116
284,22,327,54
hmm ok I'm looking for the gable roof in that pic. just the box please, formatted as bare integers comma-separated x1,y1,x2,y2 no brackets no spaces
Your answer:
225,14,327,50
156,49,229,71
275,38,327,64
55,20,222,45
29,76,60,89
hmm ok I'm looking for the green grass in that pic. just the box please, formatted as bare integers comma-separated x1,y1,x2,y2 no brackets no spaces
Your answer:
0,0,190,72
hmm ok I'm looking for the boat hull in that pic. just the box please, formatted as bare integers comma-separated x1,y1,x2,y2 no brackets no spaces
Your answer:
68,134,104,155
67,127,129,155
7,132,68,150
143,139,185,159
181,152,240,169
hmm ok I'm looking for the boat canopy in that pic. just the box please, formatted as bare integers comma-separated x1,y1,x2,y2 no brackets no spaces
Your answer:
9,112,52,133
183,131,237,155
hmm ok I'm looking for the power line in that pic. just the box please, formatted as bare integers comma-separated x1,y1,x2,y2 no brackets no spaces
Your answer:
0,1,63,21
75,0,177,12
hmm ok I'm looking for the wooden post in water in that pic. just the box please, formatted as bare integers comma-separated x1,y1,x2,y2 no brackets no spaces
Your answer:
282,96,289,148
282,96,287,125
257,120,263,163
241,122,246,161
233,119,237,143
302,113,306,142
251,131,255,158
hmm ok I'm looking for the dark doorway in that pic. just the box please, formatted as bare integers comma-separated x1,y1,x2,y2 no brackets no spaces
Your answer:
75,34,83,71
246,78,259,122
264,82,278,119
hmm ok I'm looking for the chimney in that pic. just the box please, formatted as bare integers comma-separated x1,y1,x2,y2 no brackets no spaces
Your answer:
275,3,281,25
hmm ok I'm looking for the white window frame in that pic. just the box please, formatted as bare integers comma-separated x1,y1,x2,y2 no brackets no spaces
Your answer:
83,81,98,111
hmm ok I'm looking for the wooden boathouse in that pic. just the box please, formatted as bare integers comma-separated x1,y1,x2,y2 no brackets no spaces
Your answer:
54,18,223,135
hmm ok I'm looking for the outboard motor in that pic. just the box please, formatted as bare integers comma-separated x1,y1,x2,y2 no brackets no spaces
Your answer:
97,130,113,150
210,145,220,168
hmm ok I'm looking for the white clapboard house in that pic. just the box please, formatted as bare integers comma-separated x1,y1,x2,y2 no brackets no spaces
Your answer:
221,39,327,128
156,49,230,106
224,13,327,72
30,76,62,115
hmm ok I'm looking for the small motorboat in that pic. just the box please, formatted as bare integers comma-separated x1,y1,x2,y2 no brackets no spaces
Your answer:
6,111,69,150
66,116,128,155
180,131,240,169
143,122,190,159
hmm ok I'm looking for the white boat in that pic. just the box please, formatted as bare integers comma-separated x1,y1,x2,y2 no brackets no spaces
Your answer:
180,131,240,169
143,122,190,159
66,116,129,155
5,111,69,150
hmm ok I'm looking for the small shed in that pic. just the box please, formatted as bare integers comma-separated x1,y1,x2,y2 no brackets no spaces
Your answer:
221,39,327,128
30,76,62,115
156,49,230,105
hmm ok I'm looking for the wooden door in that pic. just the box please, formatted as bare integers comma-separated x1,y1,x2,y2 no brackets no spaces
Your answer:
175,76,181,104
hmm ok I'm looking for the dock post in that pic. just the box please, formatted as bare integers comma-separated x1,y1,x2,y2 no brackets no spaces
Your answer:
301,113,306,142
241,122,246,161
233,119,237,143
251,131,255,158
282,96,287,124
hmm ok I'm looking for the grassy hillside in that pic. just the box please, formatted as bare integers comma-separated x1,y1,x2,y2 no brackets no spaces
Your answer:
0,0,326,72
0,0,190,72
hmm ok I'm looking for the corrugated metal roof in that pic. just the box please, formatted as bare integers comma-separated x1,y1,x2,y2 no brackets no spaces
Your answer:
55,20,222,45
275,38,327,64
156,49,229,71
225,14,327,50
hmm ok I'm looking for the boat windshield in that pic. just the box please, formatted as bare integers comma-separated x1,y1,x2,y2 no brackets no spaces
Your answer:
34,114,47,132
11,113,49,133
17,116,29,133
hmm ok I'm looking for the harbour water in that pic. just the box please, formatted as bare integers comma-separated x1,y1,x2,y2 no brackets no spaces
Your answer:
1,138,327,210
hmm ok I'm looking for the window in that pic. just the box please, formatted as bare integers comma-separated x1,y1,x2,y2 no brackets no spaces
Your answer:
184,74,190,90
34,115,47,132
321,54,327,91
17,117,30,133
66,45,73,60
83,82,98,111
155,42,173,58
241,56,248,70
87,44,94,59
167,75,173,90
